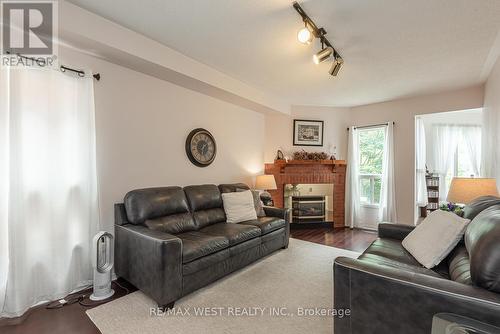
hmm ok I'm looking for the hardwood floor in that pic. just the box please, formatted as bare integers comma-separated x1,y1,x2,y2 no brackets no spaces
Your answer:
0,227,377,334
291,226,378,253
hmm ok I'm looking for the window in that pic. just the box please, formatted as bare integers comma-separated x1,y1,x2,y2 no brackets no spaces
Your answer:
358,127,386,206
445,125,481,191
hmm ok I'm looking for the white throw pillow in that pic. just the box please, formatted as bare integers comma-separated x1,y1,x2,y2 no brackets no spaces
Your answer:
402,210,470,269
221,190,258,223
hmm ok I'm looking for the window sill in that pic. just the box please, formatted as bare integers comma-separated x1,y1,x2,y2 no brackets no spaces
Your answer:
361,204,380,209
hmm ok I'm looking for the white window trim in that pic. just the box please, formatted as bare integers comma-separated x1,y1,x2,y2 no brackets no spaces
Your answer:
359,173,382,208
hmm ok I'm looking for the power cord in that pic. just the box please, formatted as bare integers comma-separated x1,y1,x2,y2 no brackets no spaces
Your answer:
45,281,130,310
78,281,130,308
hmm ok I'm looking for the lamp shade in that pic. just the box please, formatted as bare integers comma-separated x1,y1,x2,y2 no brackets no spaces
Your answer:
255,175,277,190
447,178,499,204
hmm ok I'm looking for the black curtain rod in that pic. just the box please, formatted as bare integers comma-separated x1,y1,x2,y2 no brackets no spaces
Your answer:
5,51,100,81
347,122,395,131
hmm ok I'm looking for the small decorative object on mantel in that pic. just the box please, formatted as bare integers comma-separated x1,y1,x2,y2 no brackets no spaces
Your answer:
293,119,324,146
275,149,285,160
293,149,330,161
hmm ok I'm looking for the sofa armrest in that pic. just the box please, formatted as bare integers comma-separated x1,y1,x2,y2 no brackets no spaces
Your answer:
263,206,291,247
115,224,182,306
263,206,290,222
334,257,500,334
377,222,415,240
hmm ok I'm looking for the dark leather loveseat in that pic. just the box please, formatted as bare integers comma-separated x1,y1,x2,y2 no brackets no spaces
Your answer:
114,183,290,309
334,196,500,334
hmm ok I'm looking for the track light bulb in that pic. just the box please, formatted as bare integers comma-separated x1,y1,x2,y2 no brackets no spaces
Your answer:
328,57,344,76
313,47,333,64
297,27,312,44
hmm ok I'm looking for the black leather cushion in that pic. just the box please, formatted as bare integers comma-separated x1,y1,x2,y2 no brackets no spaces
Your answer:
363,238,421,266
124,187,190,224
360,238,447,278
465,205,500,292
182,248,230,275
177,231,229,263
239,217,285,235
184,184,223,211
463,195,500,220
200,222,261,246
218,183,250,193
192,208,226,229
145,213,196,234
448,245,472,285
184,185,226,228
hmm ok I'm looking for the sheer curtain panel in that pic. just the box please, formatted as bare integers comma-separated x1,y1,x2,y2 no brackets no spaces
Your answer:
463,126,481,177
379,122,397,222
345,126,361,228
0,67,99,317
432,125,460,201
415,117,428,221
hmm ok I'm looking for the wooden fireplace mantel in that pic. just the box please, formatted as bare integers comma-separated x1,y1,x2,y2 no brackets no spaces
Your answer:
273,159,347,165
265,159,347,228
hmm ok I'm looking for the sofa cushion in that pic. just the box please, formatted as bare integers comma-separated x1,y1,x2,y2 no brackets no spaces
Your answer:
184,185,226,228
240,189,266,217
184,184,223,211
447,245,472,285
465,205,500,293
177,231,229,263
200,222,261,246
218,183,250,193
402,210,470,269
363,238,422,267
145,212,196,234
183,248,230,275
124,187,190,224
463,195,500,220
358,253,446,278
239,217,286,235
221,190,258,223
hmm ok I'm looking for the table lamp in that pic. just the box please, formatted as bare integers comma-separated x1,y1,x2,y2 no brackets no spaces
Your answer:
255,175,277,191
255,175,277,206
447,177,499,205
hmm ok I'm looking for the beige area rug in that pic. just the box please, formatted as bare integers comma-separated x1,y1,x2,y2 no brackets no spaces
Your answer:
87,238,360,334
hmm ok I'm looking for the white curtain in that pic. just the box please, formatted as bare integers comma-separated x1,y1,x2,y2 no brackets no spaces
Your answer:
0,67,99,317
345,126,360,228
415,117,428,209
379,123,397,222
432,125,460,201
482,103,499,184
463,126,481,177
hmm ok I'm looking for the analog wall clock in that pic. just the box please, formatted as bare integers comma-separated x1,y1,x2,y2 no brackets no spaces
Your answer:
185,128,217,167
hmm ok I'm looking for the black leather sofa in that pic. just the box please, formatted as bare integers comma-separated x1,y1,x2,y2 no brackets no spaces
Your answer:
334,196,500,334
114,183,290,309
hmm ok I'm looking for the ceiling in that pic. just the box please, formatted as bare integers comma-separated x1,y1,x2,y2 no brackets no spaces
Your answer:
66,0,500,107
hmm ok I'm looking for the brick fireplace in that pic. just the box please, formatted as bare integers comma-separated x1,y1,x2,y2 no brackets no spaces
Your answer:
264,160,347,228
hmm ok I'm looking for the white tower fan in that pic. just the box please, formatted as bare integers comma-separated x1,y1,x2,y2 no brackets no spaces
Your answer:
90,231,115,301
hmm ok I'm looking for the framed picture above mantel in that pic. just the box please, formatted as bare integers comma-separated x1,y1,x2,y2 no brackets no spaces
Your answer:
293,119,324,146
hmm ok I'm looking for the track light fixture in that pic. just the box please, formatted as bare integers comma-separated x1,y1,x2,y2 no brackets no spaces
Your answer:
313,47,333,65
329,57,344,76
293,1,343,76
297,25,313,44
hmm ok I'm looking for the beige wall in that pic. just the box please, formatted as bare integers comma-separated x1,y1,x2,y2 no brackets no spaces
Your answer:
483,56,500,183
61,44,487,230
264,106,351,162
60,47,266,232
266,86,484,226
350,86,484,225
